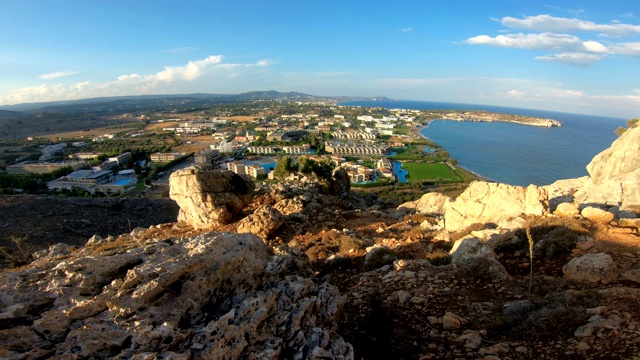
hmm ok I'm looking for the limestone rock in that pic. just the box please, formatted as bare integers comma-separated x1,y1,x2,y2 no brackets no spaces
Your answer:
581,206,614,223
442,312,467,330
563,253,618,284
554,202,580,217
0,232,352,358
237,205,285,239
620,268,640,284
449,237,509,281
619,218,640,229
274,197,305,216
444,181,549,233
169,168,254,229
587,125,640,184
397,192,450,215
574,126,640,210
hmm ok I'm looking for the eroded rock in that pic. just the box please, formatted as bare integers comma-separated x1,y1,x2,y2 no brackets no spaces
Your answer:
0,232,352,359
169,168,255,229
444,181,549,233
237,205,285,239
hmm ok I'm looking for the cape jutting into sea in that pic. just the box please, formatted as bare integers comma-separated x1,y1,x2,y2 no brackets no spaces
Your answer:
339,100,627,186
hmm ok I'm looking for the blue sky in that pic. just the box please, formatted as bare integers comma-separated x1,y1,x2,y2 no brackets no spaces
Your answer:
1,0,639,118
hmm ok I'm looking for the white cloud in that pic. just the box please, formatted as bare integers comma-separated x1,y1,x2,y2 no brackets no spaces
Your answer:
611,42,640,57
0,55,270,105
151,55,223,82
466,33,608,53
39,71,79,80
505,89,525,99
535,52,606,66
501,14,640,36
555,89,585,97
400,27,412,33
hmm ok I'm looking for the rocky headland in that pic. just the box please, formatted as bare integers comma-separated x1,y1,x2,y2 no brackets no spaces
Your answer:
438,111,562,127
1,127,640,359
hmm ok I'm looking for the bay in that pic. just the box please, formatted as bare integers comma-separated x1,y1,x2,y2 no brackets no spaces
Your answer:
340,100,627,186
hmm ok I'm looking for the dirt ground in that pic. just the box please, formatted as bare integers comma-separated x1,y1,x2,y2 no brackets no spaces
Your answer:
0,194,179,253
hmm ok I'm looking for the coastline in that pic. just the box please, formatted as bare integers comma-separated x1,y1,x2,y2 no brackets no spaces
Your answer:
414,122,493,183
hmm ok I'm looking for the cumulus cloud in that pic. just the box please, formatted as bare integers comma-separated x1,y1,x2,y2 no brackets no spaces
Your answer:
400,27,413,33
464,13,640,66
611,42,640,57
39,71,79,80
0,55,270,105
500,14,640,36
466,33,608,53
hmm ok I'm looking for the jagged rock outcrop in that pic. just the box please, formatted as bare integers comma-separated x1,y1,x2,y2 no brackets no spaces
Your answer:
549,126,640,211
169,168,255,229
397,192,450,215
444,181,549,233
274,197,305,216
0,232,352,359
237,205,285,239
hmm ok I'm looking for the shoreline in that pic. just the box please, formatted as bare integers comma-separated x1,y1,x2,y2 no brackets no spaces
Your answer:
413,123,493,183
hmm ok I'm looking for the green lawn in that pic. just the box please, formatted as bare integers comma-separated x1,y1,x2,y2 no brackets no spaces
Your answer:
402,162,461,182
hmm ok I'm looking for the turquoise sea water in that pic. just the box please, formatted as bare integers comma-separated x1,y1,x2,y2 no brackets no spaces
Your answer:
340,100,626,186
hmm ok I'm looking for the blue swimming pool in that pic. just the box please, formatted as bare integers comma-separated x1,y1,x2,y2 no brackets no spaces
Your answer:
111,178,136,186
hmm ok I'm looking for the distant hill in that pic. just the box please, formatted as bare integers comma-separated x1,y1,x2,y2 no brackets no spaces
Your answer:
0,110,19,119
0,91,356,114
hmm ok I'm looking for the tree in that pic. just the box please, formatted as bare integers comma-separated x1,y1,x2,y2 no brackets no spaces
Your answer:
297,157,315,175
274,155,298,178
312,158,335,181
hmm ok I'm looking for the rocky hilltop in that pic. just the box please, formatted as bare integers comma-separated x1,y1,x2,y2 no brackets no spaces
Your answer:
1,127,639,359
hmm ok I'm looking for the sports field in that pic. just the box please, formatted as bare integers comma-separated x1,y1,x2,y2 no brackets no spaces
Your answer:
402,162,461,182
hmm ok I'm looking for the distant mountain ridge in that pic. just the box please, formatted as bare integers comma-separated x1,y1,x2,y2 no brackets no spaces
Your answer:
0,91,368,113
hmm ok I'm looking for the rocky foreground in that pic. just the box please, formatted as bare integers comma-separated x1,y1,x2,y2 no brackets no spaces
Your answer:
1,127,640,359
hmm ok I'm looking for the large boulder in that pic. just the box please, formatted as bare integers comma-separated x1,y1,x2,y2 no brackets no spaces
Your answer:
574,126,640,210
0,232,353,358
237,205,285,239
444,181,549,233
449,237,509,281
169,168,255,229
398,192,451,215
562,253,618,284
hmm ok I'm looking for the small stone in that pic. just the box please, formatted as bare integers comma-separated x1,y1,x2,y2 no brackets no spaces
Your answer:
576,240,595,251
575,323,596,338
443,312,466,330
576,342,591,352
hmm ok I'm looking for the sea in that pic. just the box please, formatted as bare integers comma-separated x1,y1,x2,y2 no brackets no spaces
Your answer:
339,100,627,186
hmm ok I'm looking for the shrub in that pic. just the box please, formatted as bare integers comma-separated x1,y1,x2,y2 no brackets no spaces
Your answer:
425,250,451,266
0,236,35,268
